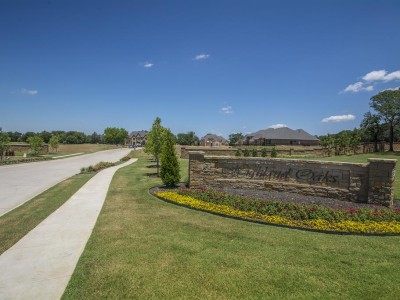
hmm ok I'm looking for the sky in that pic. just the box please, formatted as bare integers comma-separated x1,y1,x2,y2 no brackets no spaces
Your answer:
1,0,400,138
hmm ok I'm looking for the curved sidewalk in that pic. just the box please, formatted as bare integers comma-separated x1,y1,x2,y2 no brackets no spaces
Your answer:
0,158,137,300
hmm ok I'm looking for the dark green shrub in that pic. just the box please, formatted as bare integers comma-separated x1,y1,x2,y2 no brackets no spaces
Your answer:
243,149,250,157
235,149,241,157
160,129,181,186
261,148,267,157
251,149,258,157
271,147,278,158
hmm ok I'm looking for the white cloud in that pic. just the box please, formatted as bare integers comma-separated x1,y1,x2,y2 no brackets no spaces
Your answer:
384,71,400,82
269,124,288,129
17,88,38,95
194,53,210,60
343,82,374,93
342,69,400,94
321,114,356,123
362,70,387,82
144,62,154,68
220,106,233,114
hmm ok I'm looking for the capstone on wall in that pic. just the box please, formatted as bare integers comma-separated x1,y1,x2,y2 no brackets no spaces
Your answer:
189,151,396,207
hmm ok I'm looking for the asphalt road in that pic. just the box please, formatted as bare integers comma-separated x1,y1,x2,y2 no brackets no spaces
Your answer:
0,148,132,216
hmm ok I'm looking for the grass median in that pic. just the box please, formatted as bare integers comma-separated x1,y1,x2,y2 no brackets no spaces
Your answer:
0,174,94,255
63,151,400,299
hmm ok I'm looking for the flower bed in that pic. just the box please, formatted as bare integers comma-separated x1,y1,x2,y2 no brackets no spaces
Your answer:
154,189,400,235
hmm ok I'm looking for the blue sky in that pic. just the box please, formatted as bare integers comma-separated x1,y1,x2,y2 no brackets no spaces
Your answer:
1,0,400,138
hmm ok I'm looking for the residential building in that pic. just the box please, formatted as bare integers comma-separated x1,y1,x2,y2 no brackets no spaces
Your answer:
200,134,229,147
128,130,148,147
243,127,319,146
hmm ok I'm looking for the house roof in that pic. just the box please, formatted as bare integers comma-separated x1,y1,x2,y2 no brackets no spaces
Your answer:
129,130,148,138
201,133,228,143
245,127,318,141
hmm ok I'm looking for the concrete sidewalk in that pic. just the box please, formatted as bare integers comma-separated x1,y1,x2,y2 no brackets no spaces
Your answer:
0,158,137,300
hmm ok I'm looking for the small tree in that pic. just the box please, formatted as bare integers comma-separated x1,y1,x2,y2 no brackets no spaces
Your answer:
49,135,60,152
0,128,11,161
160,129,180,186
319,134,336,156
28,135,44,155
144,117,166,175
349,131,361,154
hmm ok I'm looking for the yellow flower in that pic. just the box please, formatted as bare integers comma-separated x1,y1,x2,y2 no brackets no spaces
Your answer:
154,191,400,235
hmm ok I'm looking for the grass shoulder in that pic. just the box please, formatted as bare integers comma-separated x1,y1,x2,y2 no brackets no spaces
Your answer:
0,173,94,255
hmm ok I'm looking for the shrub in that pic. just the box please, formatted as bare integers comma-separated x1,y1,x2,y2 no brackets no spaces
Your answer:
261,148,267,157
251,149,258,157
155,189,400,234
271,147,278,158
235,149,241,157
243,149,250,157
160,129,181,186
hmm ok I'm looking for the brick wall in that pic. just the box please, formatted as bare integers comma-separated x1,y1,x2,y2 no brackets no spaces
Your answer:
189,151,396,207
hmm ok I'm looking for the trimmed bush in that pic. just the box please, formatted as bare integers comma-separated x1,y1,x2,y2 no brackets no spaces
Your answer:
271,147,278,158
261,148,267,157
160,129,181,186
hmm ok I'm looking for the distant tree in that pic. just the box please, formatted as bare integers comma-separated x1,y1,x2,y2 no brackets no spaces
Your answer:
0,128,11,161
103,127,128,145
7,131,22,142
90,132,102,144
176,131,199,145
335,131,351,154
49,135,60,152
144,117,166,175
349,130,361,154
21,131,36,143
39,131,52,143
160,129,181,186
360,112,383,152
228,132,243,146
370,89,400,151
319,134,336,156
27,135,44,155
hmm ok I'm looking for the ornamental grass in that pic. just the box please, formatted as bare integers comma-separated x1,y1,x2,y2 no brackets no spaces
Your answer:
155,189,400,235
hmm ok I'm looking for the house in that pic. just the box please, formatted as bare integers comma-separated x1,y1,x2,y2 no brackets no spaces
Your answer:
200,133,229,147
243,127,319,146
127,130,148,147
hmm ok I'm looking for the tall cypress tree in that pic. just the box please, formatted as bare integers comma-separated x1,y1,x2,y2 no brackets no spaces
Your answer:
160,129,180,186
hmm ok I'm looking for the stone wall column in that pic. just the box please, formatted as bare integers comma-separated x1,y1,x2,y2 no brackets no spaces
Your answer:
367,158,397,207
188,151,205,188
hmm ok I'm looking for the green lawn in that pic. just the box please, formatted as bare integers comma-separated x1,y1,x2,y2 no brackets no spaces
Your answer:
63,151,400,299
0,174,94,255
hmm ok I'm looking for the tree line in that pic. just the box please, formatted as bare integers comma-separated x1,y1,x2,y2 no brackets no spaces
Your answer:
318,89,400,154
